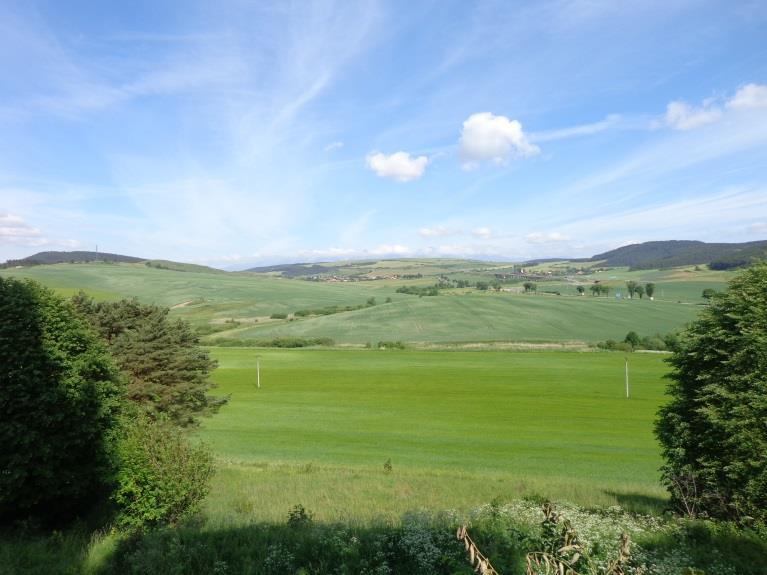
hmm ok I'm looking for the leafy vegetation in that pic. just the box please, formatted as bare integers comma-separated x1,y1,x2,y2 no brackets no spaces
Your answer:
113,414,214,530
395,283,441,296
210,336,335,348
0,278,124,526
656,263,767,526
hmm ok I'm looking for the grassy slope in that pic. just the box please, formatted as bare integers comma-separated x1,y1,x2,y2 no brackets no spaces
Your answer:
223,293,700,343
199,348,670,522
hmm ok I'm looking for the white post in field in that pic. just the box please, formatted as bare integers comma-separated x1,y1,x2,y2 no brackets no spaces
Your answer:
257,357,261,389
625,356,630,399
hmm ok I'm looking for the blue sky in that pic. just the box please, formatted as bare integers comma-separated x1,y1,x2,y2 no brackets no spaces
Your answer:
1,0,766,268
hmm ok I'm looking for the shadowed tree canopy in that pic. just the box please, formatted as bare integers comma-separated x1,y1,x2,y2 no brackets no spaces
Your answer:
0,278,124,525
72,294,227,427
655,263,767,524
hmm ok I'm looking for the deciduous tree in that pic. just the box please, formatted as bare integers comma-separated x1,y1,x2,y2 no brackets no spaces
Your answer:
0,279,123,525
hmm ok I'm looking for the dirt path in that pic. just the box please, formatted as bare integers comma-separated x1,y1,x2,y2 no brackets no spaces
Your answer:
171,300,194,309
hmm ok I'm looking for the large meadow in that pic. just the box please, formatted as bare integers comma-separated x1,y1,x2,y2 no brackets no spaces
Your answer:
202,348,669,525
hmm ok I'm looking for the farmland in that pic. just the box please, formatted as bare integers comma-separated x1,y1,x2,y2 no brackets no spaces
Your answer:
0,260,730,345
199,348,669,523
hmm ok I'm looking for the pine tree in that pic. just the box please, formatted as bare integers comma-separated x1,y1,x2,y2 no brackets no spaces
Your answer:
73,295,227,427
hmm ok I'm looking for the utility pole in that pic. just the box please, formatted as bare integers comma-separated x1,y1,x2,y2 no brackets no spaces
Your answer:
625,356,630,399
256,355,261,389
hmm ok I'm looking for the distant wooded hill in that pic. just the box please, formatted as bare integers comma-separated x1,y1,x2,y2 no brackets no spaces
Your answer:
1,251,222,274
1,251,145,267
590,240,767,270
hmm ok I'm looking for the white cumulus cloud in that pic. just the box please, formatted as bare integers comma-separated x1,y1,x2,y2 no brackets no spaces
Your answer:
472,227,494,239
526,231,570,244
663,100,722,130
366,151,428,182
459,112,539,169
727,83,767,110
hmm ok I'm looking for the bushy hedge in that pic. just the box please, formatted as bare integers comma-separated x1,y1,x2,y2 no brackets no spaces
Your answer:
113,414,214,530
210,336,335,348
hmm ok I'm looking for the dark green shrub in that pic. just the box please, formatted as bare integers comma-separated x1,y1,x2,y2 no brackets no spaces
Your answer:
269,313,288,319
286,504,313,528
0,278,124,526
377,340,406,350
113,415,214,530
656,263,767,524
623,331,640,348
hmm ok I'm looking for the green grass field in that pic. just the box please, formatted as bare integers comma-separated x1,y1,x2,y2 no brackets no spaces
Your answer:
198,348,670,523
223,292,701,344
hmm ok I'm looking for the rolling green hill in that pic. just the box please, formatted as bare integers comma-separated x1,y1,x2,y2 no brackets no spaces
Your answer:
0,259,732,344
215,291,701,344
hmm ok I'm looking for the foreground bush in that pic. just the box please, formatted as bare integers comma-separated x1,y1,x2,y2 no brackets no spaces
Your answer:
113,415,214,530
3,501,766,574
0,278,123,526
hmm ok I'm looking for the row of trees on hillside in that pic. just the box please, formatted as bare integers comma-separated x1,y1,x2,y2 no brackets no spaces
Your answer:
625,281,655,299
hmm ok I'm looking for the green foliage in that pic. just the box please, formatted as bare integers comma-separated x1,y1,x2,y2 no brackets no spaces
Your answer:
396,284,440,296
598,331,679,353
113,415,214,530
376,340,406,349
624,331,640,348
269,312,288,319
656,263,767,525
72,294,224,427
645,283,656,299
286,504,314,528
293,301,371,317
701,288,716,300
626,280,638,298
523,281,537,293
210,336,334,348
0,278,124,525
